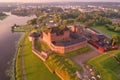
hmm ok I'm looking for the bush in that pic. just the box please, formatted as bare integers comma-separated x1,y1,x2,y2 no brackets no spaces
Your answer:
114,27,120,32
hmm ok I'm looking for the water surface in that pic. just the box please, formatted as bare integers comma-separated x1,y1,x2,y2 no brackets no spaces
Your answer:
0,12,35,80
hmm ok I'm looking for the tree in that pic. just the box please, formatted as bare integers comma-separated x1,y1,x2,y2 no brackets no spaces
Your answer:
84,20,94,27
63,20,68,26
76,14,87,22
53,13,61,23
106,25,115,30
27,18,37,25
114,27,120,32
35,8,42,17
112,34,119,45
118,21,120,27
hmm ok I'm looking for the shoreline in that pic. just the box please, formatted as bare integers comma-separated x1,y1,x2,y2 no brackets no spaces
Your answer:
0,11,35,79
14,32,27,80
6,33,23,80
14,33,24,80
0,12,8,20
7,32,25,80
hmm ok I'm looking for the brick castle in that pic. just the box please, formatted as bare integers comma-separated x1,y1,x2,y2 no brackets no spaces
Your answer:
41,25,87,54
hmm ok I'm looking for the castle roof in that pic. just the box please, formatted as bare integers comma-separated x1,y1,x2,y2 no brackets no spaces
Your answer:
53,38,86,46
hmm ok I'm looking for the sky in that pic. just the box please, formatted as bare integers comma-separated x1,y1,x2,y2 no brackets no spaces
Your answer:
0,0,120,3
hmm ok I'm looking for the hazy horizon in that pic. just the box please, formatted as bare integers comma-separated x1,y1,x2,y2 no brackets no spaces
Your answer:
0,0,120,3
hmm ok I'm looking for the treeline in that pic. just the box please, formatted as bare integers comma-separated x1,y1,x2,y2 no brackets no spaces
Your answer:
61,11,113,27
0,12,7,20
0,12,7,16
28,7,120,28
106,24,120,32
11,9,35,16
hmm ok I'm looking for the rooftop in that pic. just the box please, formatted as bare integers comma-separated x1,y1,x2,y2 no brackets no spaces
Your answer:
52,38,86,46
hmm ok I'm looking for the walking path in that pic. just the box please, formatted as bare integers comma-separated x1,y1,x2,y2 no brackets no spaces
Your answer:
20,44,27,80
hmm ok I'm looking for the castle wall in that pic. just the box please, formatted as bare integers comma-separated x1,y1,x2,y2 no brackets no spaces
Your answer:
50,30,70,42
64,41,87,53
42,30,70,44
50,43,65,54
50,40,87,54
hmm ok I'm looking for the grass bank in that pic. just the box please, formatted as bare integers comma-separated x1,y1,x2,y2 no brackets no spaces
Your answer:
6,31,25,80
87,50,120,80
46,53,81,80
94,26,120,37
64,45,92,57
12,25,28,32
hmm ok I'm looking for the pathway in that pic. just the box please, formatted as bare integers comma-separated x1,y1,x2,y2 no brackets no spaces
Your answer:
20,44,27,80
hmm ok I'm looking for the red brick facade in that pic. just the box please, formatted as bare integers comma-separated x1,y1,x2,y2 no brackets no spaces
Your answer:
42,30,70,44
42,26,87,54
50,41,87,54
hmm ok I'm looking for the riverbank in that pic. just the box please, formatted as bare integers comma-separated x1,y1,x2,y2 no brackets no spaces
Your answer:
0,16,7,20
6,32,26,80
15,29,60,80
12,25,27,32
0,12,7,20
15,31,28,80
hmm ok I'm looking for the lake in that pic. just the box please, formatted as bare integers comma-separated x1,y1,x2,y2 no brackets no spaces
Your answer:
0,12,35,80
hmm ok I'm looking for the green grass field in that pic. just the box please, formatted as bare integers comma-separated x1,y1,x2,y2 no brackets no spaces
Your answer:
35,39,50,51
12,25,28,32
16,37,60,80
0,15,7,20
87,50,120,80
94,26,120,37
64,46,92,57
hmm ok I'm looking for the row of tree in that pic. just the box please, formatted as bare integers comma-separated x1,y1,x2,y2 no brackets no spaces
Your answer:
29,7,120,29
106,24,120,32
53,10,113,27
11,9,35,16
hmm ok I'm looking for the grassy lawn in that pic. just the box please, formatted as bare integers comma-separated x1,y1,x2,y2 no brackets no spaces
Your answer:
0,15,7,20
64,46,92,57
16,36,60,80
16,48,22,80
12,25,28,32
94,26,120,37
35,39,50,52
87,50,120,80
